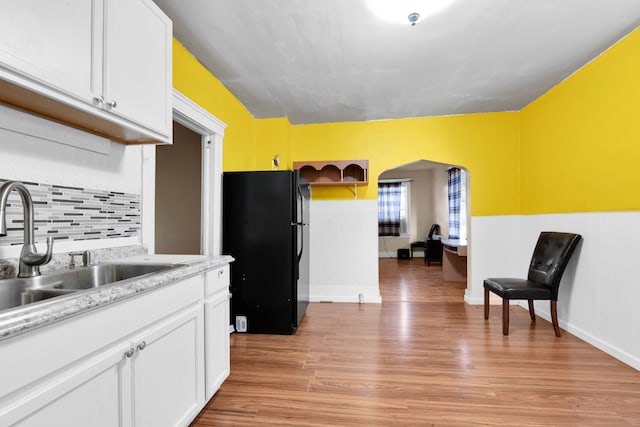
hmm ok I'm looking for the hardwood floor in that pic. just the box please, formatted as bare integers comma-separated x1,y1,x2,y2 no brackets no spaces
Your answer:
191,258,640,426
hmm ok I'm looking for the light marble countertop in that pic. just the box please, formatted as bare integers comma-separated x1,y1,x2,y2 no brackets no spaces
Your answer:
0,253,234,342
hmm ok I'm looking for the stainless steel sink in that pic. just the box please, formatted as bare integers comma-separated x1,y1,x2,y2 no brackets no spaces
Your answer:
42,263,176,290
0,263,179,312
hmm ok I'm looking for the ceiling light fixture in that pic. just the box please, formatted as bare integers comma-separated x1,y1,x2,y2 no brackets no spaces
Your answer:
407,12,420,26
366,0,454,26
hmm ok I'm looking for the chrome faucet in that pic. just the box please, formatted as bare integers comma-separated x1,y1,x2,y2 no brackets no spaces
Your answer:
0,181,54,278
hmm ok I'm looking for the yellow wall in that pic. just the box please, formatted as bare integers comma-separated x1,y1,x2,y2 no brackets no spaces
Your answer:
172,39,257,171
173,25,640,217
289,113,521,216
520,28,640,214
173,40,294,172
254,118,292,171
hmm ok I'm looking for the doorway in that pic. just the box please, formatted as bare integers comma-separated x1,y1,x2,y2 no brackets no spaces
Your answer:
155,122,202,254
141,89,226,257
377,159,470,301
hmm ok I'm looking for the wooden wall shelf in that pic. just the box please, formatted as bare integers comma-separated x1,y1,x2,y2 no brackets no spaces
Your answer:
294,160,368,186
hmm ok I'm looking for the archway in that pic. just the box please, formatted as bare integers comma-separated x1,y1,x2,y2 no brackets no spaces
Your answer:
376,159,470,302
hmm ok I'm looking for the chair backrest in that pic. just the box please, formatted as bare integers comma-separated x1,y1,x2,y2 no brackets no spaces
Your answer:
527,232,582,299
427,224,439,239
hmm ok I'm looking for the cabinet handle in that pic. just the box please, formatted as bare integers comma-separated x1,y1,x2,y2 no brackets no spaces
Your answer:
124,347,135,358
137,341,147,351
106,100,117,109
93,95,104,106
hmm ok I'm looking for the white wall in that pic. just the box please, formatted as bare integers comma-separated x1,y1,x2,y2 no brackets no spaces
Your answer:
309,200,381,303
0,105,143,257
469,212,640,371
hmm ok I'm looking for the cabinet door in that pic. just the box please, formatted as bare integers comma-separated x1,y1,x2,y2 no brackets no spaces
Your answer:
0,0,102,102
0,341,130,427
132,304,204,427
103,0,172,135
205,291,231,400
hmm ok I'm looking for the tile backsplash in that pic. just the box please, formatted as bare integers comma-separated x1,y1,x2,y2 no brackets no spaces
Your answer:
0,179,140,246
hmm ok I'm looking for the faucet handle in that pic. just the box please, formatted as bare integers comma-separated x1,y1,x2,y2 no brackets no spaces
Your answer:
21,236,54,266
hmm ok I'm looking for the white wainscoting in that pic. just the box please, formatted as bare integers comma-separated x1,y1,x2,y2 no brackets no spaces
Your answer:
470,212,640,371
309,200,381,303
467,215,525,304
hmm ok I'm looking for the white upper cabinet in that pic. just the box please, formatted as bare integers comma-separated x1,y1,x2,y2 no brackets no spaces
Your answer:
0,0,101,102
0,0,172,144
103,0,172,136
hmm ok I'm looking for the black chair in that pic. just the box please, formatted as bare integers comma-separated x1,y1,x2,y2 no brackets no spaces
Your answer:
427,223,439,239
409,240,424,259
410,224,440,260
484,232,582,336
424,224,442,265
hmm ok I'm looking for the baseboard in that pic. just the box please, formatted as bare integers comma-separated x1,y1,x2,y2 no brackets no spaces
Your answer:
309,294,382,304
465,291,521,306
516,302,640,371
309,295,382,304
378,253,424,259
477,297,640,371
464,292,482,305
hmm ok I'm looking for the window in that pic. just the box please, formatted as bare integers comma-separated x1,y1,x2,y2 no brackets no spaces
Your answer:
378,180,410,236
447,168,467,240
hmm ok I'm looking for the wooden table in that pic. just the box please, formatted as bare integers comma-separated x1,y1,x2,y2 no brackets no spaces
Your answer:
441,239,467,282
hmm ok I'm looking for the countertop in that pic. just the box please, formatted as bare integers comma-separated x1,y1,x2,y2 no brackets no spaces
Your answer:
440,239,468,248
0,254,234,342
441,239,468,257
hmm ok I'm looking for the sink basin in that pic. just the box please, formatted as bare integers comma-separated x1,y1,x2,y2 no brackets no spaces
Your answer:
42,263,176,291
0,263,180,312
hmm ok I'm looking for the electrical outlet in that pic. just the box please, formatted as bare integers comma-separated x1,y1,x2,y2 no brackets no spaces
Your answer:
235,315,247,332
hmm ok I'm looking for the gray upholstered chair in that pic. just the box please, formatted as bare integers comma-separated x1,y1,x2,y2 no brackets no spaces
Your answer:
484,232,582,336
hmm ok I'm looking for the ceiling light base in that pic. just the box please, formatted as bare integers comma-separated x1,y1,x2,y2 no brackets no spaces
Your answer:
408,12,420,26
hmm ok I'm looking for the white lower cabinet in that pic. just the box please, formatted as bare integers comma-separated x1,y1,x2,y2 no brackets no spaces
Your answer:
0,271,216,427
130,304,204,427
1,341,130,427
204,291,230,400
204,265,231,400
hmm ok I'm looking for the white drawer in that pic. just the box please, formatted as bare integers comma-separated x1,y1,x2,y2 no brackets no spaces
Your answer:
204,265,230,297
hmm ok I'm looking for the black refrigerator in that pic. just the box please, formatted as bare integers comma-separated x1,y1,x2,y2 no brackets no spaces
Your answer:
222,170,310,335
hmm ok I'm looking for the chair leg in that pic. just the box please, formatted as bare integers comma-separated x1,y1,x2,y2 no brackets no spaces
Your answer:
502,298,510,335
484,288,489,319
551,300,561,337
528,300,536,322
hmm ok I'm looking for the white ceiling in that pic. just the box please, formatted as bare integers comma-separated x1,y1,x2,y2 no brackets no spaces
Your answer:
153,0,640,125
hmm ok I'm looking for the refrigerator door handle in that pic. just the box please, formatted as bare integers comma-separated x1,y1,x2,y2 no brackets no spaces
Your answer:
291,221,303,262
296,185,304,263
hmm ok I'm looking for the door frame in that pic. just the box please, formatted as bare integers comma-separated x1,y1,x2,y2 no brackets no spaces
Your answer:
141,89,227,256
